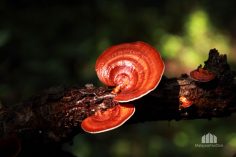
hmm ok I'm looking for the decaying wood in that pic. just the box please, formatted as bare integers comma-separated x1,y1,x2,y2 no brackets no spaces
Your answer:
0,49,235,144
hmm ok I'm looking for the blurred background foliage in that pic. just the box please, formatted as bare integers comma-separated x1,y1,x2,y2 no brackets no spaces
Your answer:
0,0,236,157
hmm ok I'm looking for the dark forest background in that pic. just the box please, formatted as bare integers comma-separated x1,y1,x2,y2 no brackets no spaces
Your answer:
0,0,236,157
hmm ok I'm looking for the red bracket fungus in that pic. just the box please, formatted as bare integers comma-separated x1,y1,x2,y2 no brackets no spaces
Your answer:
81,41,164,133
81,104,135,133
179,96,193,109
95,41,165,102
190,67,216,82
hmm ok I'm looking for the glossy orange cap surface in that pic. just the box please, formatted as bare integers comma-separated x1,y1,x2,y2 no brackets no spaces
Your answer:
95,41,165,102
190,68,216,82
81,104,135,133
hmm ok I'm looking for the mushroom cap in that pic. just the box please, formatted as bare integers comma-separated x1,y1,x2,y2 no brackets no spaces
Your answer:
179,96,193,108
190,68,216,82
81,104,135,133
95,41,165,102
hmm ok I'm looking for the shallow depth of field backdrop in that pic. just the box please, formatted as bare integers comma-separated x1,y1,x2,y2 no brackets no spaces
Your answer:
1,0,236,157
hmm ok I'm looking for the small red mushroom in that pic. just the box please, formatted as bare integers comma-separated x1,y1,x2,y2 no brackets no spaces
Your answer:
95,41,165,102
190,67,216,82
179,96,193,109
81,104,135,133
